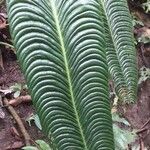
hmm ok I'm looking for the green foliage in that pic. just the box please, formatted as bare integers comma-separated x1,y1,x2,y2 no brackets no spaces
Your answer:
22,147,37,150
10,83,22,98
22,140,51,150
112,113,130,126
26,113,42,130
7,0,138,149
9,83,27,98
138,66,150,84
112,112,137,150
102,1,138,102
132,15,144,27
137,35,150,44
26,112,138,150
113,124,136,150
142,0,150,13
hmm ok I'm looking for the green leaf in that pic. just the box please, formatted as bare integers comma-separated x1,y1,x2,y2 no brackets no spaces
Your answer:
10,83,22,91
112,113,130,126
22,146,38,150
7,0,114,149
22,140,52,150
101,0,138,102
7,0,138,149
23,84,28,89
132,14,144,27
26,114,42,130
14,91,21,98
138,66,150,84
10,83,22,97
137,36,150,44
142,1,150,13
34,114,42,130
36,140,51,150
113,124,137,150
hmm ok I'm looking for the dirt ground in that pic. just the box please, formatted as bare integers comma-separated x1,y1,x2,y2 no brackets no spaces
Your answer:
0,60,48,150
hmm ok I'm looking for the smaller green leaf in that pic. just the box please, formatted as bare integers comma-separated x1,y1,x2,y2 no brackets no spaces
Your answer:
26,114,42,130
34,115,42,130
138,67,150,84
36,140,51,150
22,146,38,150
23,84,28,89
142,1,150,13
10,83,22,98
113,124,137,150
10,83,22,91
132,14,144,26
14,91,21,98
137,36,150,44
112,113,130,126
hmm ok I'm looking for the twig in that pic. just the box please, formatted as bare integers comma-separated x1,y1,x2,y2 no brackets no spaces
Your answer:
0,42,15,53
30,139,42,150
3,98,31,146
136,118,150,134
140,118,150,129
139,138,145,150
9,95,31,106
136,127,148,134
0,49,4,70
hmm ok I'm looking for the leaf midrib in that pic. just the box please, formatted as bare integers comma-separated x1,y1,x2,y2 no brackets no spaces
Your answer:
50,1,88,149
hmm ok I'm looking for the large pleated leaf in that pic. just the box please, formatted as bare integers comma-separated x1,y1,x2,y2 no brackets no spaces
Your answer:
7,0,114,149
101,0,138,102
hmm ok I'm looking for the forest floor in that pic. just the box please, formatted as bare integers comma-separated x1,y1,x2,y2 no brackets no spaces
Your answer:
0,1,150,150
0,60,48,149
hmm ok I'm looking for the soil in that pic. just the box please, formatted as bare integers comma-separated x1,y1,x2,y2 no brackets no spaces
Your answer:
123,48,150,148
0,60,48,150
0,61,24,86
0,3,48,149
